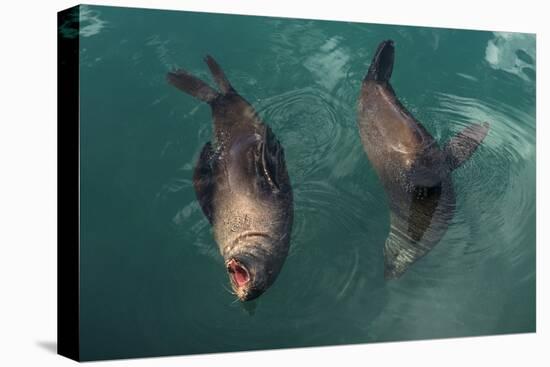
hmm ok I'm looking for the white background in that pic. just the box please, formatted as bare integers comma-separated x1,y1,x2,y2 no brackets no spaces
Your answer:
0,0,547,365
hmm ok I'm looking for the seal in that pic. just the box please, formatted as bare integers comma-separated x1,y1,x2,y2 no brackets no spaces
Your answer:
357,40,490,279
167,56,293,301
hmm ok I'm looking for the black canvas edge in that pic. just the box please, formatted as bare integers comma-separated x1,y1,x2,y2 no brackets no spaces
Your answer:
57,4,81,362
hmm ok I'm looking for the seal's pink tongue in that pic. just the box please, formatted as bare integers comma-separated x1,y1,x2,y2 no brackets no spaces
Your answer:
233,266,249,286
228,260,250,287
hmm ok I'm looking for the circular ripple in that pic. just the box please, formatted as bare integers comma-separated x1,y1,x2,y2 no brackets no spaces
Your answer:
408,92,536,280
256,87,354,182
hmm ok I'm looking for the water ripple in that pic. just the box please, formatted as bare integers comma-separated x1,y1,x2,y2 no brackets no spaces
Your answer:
400,91,536,281
256,86,356,182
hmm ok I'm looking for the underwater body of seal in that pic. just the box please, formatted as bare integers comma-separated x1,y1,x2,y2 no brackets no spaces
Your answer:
74,5,536,361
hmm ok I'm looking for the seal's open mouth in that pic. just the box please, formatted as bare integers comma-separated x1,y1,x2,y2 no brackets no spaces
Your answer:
227,259,250,288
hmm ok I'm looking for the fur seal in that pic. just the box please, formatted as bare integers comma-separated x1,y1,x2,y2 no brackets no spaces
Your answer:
357,40,490,278
168,56,293,301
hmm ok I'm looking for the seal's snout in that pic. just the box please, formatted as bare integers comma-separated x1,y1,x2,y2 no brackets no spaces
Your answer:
227,259,250,288
384,266,400,280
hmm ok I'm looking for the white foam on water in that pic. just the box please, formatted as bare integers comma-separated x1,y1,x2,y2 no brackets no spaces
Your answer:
304,36,350,91
79,5,107,38
456,73,479,82
485,32,535,81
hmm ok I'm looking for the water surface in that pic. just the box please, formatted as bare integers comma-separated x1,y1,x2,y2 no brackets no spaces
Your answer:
74,5,536,361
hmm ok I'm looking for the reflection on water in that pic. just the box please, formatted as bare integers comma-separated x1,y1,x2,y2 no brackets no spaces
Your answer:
77,5,536,360
304,36,351,91
485,32,536,82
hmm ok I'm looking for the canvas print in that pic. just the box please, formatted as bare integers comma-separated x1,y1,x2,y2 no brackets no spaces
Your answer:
58,4,536,361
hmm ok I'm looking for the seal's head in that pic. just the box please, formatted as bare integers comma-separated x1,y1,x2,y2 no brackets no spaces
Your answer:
225,243,284,302
384,257,407,279
383,237,413,280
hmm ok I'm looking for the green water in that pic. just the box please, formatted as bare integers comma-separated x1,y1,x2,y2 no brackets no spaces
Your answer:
74,5,536,361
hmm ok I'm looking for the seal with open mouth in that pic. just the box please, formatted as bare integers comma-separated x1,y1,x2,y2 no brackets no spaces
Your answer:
168,56,293,301
357,40,490,278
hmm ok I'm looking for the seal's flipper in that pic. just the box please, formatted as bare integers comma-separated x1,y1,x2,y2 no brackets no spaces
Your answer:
365,40,395,82
444,122,490,170
255,126,287,193
167,69,219,103
204,55,235,95
193,142,216,223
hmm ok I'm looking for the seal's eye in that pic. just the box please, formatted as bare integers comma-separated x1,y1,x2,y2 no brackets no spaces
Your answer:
227,259,250,287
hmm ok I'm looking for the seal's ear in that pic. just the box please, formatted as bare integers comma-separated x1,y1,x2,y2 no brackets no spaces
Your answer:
444,122,490,171
167,69,219,104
